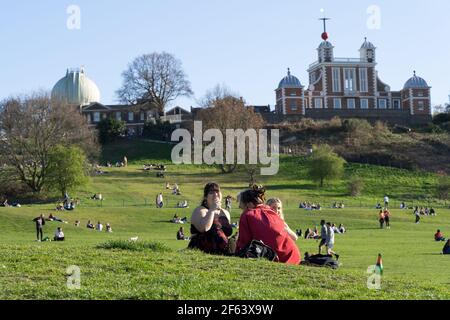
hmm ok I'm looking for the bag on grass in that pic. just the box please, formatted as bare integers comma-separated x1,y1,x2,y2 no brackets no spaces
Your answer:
237,240,279,262
302,254,339,269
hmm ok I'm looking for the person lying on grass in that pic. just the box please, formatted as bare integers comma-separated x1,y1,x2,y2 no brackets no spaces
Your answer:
236,185,301,265
188,182,232,255
267,198,298,242
171,214,188,224
47,214,68,224
86,220,95,229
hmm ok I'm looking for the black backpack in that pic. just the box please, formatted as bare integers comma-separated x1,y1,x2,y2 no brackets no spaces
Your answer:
302,254,339,269
237,240,279,262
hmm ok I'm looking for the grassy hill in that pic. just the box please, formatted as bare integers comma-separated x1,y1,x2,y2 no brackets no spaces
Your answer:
273,118,450,173
0,140,449,300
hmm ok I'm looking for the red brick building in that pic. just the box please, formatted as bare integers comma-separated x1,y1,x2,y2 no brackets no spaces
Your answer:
275,33,432,124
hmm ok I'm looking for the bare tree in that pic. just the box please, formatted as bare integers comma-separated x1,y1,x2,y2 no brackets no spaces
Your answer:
116,52,193,114
198,84,239,108
0,92,98,193
197,85,265,173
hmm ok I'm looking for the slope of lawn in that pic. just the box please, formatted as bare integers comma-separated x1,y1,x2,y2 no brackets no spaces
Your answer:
0,139,449,300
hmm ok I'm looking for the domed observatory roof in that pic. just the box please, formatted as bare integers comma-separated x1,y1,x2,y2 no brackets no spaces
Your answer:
360,38,376,50
278,68,303,89
318,40,334,49
52,67,101,106
403,71,430,89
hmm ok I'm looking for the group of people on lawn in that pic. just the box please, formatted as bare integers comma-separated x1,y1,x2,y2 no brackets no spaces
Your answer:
32,213,113,242
299,201,322,211
187,183,341,265
300,223,346,240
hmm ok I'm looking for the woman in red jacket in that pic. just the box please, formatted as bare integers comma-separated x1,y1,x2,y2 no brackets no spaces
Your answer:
236,185,301,265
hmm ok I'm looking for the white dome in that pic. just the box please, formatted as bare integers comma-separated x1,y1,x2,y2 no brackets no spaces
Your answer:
51,68,101,106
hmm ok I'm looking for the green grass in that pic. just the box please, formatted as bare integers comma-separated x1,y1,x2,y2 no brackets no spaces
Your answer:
0,139,449,300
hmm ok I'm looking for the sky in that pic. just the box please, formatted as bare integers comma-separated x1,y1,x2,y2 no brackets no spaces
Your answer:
1,0,450,109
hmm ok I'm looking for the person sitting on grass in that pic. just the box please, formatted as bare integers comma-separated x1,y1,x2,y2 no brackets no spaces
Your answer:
56,202,64,211
430,207,436,216
86,220,95,229
64,201,75,211
75,220,80,227
304,228,312,240
339,224,346,234
96,221,103,232
177,200,189,208
310,229,319,240
91,194,103,201
172,184,180,195
267,198,298,242
236,185,301,265
2,198,11,207
435,230,446,242
305,228,319,240
332,224,341,234
188,182,232,255
442,240,450,255
177,227,186,240
156,193,164,208
106,223,113,233
54,227,65,241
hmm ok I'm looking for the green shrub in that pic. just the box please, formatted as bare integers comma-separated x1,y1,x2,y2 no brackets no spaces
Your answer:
348,177,365,197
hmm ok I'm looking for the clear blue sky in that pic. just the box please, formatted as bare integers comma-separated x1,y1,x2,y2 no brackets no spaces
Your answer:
1,0,449,109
